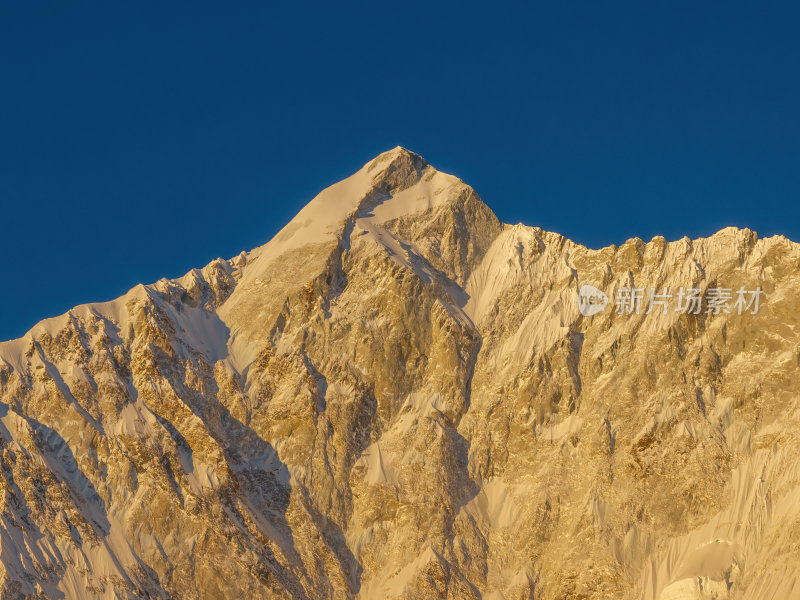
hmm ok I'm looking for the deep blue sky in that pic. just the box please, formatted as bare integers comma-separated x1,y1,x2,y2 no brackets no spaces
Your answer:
2,3,799,341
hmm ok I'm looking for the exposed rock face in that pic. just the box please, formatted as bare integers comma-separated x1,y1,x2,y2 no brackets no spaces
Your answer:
0,147,798,599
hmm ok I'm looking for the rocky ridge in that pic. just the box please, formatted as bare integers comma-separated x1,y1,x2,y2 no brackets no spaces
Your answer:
0,148,798,599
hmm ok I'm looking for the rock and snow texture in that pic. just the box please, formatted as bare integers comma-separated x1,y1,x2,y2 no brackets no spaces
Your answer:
0,147,799,599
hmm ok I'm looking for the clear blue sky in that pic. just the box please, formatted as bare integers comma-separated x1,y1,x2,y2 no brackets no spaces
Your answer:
2,2,799,341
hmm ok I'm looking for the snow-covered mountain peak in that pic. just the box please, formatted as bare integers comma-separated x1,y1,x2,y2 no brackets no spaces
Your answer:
365,145,428,177
231,148,478,287
218,148,499,368
4,151,800,599
251,149,432,255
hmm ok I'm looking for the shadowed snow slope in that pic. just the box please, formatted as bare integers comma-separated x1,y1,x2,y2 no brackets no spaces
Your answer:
0,148,799,599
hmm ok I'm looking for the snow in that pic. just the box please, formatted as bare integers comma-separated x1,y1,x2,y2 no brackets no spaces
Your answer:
352,393,442,488
464,225,539,322
0,284,148,372
236,146,442,283
218,146,474,374
354,442,396,486
639,439,800,599
1,148,799,597
367,167,460,222
0,403,146,600
536,414,584,442
357,546,439,599
157,300,230,363
460,477,523,531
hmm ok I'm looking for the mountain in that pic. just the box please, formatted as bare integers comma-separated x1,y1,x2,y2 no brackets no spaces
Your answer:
0,147,799,599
